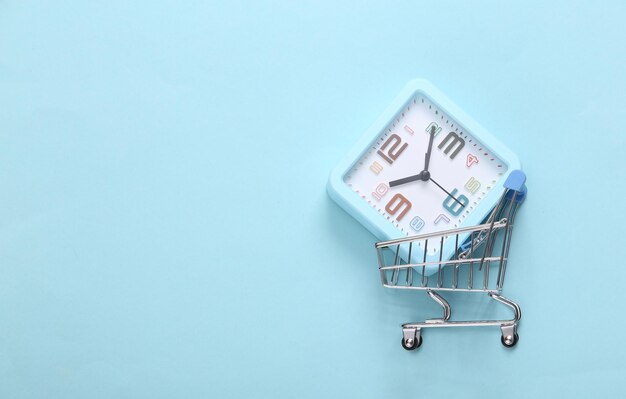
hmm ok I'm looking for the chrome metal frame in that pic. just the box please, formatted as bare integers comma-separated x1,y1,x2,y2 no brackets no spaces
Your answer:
376,187,526,350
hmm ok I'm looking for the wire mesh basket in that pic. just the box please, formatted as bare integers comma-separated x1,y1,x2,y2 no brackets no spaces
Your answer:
375,170,527,350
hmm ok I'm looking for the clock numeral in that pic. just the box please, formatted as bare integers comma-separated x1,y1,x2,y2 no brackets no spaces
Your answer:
409,216,425,232
434,214,450,224
466,154,479,167
425,122,442,136
377,134,408,165
369,161,383,175
443,189,469,216
372,183,389,201
464,177,481,195
438,132,465,160
385,193,412,222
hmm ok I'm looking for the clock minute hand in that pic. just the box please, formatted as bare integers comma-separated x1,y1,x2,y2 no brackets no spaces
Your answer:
389,171,426,188
429,177,465,207
423,125,436,172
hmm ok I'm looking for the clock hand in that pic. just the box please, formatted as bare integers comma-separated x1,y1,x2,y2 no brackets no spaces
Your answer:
390,127,437,189
389,171,428,188
423,125,436,172
429,177,465,207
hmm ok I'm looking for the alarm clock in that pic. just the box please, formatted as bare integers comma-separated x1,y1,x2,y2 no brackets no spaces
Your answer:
327,79,521,274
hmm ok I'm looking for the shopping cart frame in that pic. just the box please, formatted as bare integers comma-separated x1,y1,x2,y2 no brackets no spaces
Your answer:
375,170,527,350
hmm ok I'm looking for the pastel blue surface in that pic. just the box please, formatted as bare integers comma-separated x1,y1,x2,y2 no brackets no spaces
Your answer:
1,1,625,397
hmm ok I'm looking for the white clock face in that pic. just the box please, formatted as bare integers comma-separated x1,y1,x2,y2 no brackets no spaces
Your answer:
344,94,508,254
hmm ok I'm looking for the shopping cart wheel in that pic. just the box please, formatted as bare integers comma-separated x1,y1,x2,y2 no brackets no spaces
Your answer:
501,333,519,348
401,336,422,351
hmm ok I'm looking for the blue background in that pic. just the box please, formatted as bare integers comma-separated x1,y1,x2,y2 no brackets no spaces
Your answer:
1,1,625,397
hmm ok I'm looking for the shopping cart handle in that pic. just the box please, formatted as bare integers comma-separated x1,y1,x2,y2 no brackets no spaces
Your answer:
504,170,527,203
503,170,526,191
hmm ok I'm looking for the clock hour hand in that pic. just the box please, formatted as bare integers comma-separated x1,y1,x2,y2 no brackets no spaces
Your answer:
423,125,436,172
389,171,428,187
429,177,465,207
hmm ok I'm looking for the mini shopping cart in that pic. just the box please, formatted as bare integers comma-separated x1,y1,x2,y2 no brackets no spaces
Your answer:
375,170,527,350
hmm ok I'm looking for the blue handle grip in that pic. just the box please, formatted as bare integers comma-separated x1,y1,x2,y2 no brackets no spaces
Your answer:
504,170,527,203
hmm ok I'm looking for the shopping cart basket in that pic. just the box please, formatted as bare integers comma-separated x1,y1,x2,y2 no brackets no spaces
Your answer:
375,170,527,350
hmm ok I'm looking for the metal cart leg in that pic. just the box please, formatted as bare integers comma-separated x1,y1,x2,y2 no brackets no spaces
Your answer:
426,290,451,322
401,290,450,350
489,293,521,347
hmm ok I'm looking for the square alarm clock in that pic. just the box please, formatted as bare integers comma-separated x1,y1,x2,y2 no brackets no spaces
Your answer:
327,79,521,274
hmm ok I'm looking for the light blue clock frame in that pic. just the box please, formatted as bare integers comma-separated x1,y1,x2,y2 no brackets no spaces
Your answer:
327,79,521,273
